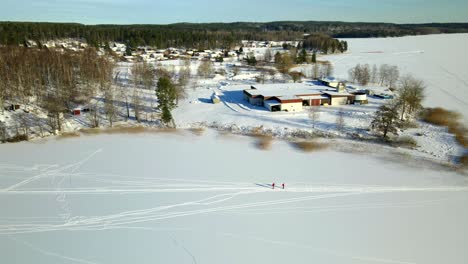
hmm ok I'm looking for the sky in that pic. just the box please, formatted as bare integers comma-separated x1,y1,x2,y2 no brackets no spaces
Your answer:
1,0,467,25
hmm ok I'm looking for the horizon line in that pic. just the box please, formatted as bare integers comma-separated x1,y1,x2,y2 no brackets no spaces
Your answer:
2,20,468,26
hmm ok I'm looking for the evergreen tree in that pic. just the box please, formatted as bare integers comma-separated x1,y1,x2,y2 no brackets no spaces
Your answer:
311,52,317,63
156,77,177,126
371,103,400,138
297,48,307,64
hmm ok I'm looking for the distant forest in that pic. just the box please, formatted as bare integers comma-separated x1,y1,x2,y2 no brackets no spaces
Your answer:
1,21,467,49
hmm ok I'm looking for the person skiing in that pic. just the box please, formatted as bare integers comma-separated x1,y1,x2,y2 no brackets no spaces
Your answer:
282,183,285,189
272,183,275,189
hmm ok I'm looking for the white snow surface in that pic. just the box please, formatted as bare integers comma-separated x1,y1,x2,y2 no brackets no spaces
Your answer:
0,130,467,264
323,33,468,120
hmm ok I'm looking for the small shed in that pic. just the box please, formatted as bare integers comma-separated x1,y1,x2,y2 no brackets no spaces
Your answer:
72,108,81,116
264,99,282,112
353,92,368,104
211,93,221,104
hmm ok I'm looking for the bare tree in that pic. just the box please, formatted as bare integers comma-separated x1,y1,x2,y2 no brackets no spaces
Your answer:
397,75,425,120
18,112,30,136
232,66,240,77
87,101,100,128
289,71,303,83
370,64,378,84
313,63,320,79
264,49,272,63
324,62,334,77
33,115,45,137
308,106,320,129
198,60,214,78
336,108,345,132
104,87,117,127
0,121,7,142
132,88,142,122
387,65,400,89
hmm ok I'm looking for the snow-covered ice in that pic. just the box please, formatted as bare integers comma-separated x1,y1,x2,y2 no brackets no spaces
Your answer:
1,130,467,264
324,33,468,121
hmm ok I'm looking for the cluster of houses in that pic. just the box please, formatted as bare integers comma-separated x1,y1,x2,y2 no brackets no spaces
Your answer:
119,44,239,63
21,38,298,63
23,39,89,52
243,80,368,112
241,40,299,48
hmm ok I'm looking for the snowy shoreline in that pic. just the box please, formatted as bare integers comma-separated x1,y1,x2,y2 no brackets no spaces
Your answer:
13,124,466,174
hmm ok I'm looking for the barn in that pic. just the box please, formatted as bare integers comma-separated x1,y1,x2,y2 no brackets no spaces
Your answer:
243,89,264,106
276,96,303,112
298,95,330,106
323,91,355,105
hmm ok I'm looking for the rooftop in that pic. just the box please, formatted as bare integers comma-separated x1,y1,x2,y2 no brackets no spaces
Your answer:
246,83,324,98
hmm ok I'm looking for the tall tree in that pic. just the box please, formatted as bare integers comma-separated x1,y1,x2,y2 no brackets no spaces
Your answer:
397,75,425,120
156,76,177,126
371,103,400,138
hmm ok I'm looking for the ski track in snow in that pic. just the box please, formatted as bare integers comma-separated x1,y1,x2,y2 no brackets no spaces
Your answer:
8,236,102,264
1,145,467,264
1,168,467,235
219,232,415,264
1,154,468,236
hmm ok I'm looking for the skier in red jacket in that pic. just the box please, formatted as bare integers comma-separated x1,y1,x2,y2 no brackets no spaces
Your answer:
282,183,285,189
272,183,275,189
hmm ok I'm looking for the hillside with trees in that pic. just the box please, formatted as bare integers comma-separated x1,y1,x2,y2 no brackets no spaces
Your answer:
1,21,467,49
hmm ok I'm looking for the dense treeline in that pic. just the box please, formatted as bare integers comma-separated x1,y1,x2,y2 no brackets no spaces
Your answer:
1,21,467,49
302,33,347,53
0,46,114,130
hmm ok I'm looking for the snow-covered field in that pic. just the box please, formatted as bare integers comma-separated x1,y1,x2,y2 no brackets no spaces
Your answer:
1,130,468,264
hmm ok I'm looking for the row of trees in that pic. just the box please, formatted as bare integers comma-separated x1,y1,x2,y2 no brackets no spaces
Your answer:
348,64,399,87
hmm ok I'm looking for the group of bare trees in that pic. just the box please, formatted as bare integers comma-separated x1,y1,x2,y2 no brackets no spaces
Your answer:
197,60,214,78
371,75,425,138
349,64,399,87
0,46,115,131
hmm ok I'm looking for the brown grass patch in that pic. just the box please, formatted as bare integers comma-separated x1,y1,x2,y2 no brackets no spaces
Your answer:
253,135,273,151
6,134,28,143
421,107,468,148
79,128,103,135
290,140,327,152
104,126,149,134
460,154,468,168
79,126,180,136
189,127,205,136
58,131,81,139
422,107,461,127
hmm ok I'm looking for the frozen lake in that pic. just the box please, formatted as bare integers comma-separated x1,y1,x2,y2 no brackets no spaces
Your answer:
1,130,468,264
325,33,468,120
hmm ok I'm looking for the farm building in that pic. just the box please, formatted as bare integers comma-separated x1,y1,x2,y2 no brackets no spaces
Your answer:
320,78,346,92
353,92,368,104
322,91,355,105
243,83,358,112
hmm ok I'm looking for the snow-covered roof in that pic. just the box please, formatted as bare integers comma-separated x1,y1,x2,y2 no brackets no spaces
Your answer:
320,77,345,83
323,91,353,96
246,83,323,98
298,95,329,100
264,100,281,107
